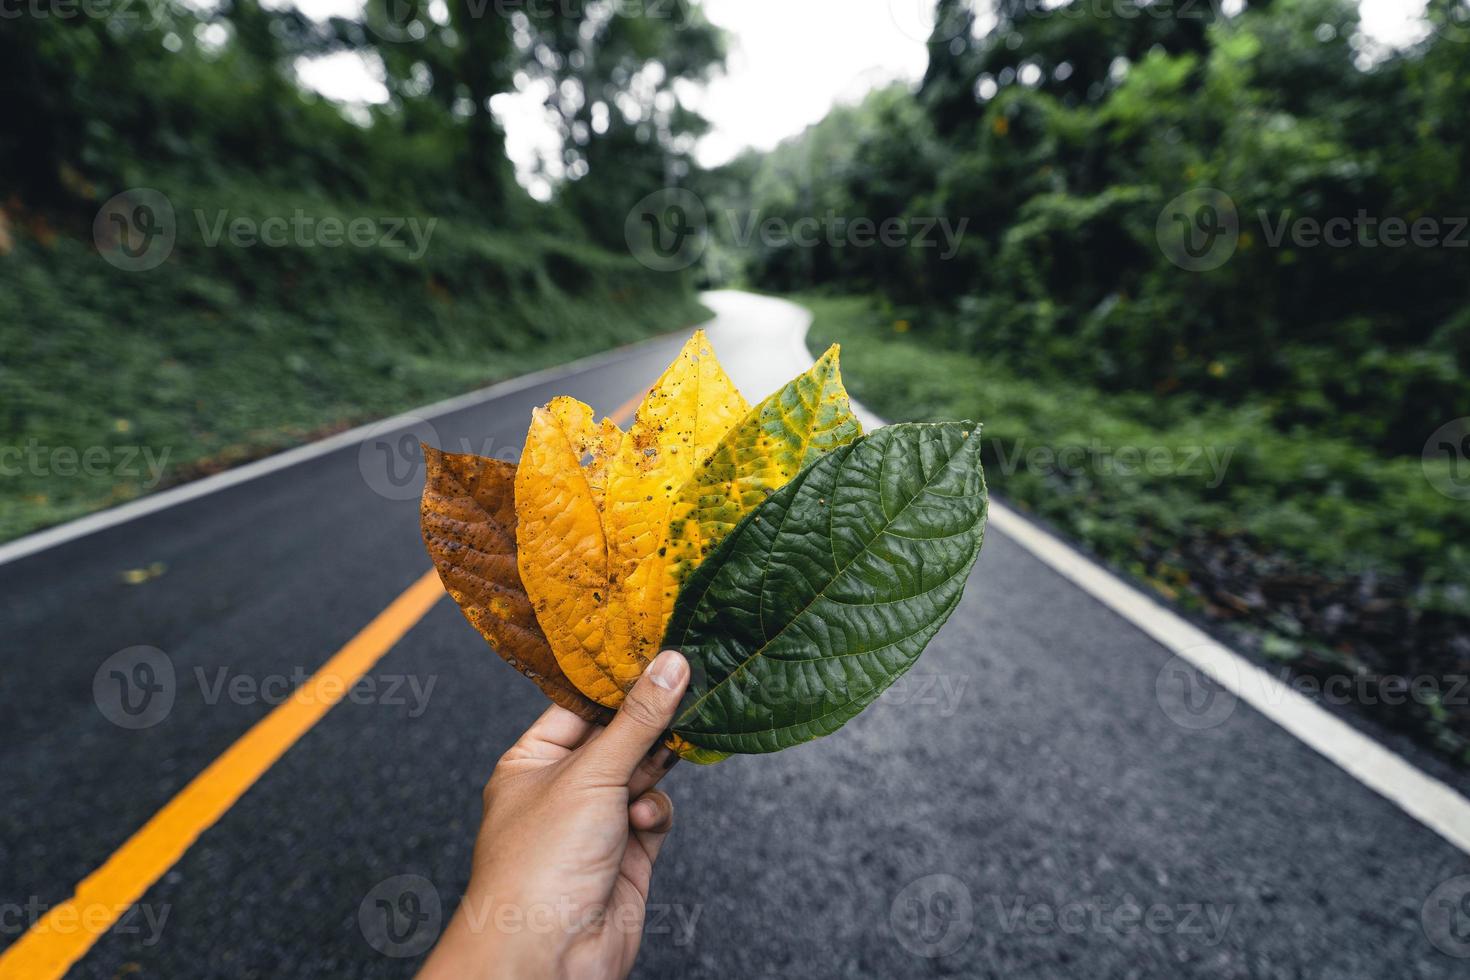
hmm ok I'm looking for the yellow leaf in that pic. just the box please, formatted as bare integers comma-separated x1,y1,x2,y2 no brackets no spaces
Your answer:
512,333,749,709
515,397,627,706
421,446,610,724
662,344,862,613
664,732,730,765
602,331,749,681
119,561,168,585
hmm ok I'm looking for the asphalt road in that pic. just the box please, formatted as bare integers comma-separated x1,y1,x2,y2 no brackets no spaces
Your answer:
3,291,1469,978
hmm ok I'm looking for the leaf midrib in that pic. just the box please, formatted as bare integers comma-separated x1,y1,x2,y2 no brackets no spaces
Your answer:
674,428,979,731
684,587,965,746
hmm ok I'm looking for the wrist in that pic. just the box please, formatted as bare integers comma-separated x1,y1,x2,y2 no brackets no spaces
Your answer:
420,882,570,980
421,908,560,980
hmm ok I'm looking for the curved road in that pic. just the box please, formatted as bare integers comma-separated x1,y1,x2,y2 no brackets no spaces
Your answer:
3,291,1469,978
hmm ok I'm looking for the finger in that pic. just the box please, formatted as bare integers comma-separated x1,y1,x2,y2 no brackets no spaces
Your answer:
629,789,674,835
517,704,596,756
630,790,675,870
576,650,688,783
619,793,674,903
627,744,680,800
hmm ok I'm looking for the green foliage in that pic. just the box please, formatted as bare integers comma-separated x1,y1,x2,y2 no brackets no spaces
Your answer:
725,0,1470,759
1,1,723,539
1,0,721,237
726,0,1470,456
805,293,1470,759
666,422,987,754
0,174,705,541
807,295,1469,602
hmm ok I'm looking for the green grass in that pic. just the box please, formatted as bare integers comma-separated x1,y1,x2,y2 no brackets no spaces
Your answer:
802,292,1470,760
0,179,706,541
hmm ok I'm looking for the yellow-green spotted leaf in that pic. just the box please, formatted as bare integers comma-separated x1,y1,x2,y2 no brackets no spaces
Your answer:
661,344,861,621
664,422,987,754
602,330,748,684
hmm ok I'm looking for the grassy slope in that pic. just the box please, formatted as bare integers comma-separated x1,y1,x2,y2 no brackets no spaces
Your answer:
803,293,1470,762
0,182,705,540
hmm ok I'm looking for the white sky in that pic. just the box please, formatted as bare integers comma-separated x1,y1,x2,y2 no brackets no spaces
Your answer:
690,0,929,166
285,0,1439,198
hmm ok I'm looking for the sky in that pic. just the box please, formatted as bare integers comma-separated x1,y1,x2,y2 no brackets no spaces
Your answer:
287,0,1441,199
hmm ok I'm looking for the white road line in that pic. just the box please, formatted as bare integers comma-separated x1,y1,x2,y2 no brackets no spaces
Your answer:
0,334,680,568
987,504,1470,854
11,290,1470,856
724,289,1470,857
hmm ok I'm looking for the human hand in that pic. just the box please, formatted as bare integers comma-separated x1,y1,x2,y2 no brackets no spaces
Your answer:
418,649,690,980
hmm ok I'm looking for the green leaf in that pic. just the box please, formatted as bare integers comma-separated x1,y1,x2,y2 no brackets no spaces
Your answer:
661,343,862,641
663,422,987,754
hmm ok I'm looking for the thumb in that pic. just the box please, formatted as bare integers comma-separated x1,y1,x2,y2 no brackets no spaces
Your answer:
577,650,689,784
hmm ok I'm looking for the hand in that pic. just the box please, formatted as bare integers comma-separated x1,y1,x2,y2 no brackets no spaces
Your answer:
418,649,691,980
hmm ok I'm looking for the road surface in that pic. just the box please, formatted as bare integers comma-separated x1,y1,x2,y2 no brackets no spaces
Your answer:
3,291,1469,978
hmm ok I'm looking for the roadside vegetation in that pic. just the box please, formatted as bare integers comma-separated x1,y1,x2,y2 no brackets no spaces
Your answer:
717,0,1470,760
806,292,1470,760
0,203,703,539
2,3,719,540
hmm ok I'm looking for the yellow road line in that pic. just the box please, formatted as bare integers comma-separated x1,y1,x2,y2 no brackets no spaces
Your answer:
2,391,646,978
608,390,643,423
0,569,445,979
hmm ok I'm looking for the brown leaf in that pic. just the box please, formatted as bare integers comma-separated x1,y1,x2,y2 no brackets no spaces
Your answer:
421,445,610,724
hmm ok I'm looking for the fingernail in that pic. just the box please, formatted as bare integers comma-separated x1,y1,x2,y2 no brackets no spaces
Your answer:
648,649,687,690
646,745,674,769
660,746,678,770
634,799,660,823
